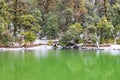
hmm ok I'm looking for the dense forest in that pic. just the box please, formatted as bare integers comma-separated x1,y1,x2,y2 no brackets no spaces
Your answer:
0,0,120,47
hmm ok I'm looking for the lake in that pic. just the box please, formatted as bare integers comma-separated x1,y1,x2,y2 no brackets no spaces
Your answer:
0,49,120,80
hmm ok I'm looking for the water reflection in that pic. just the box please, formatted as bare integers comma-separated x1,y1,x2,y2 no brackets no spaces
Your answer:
1,49,120,59
33,49,49,58
0,49,120,80
96,50,100,56
103,50,120,56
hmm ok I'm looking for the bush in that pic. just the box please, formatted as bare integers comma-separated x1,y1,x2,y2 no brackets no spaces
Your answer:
0,31,13,45
59,23,83,46
101,39,114,44
24,31,36,43
47,40,53,46
116,40,120,44
78,39,84,43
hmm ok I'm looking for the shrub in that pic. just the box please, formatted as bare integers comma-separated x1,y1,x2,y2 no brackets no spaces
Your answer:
78,39,84,43
59,23,83,46
116,40,120,44
24,31,36,43
47,40,53,46
59,31,74,46
101,39,114,44
0,31,13,45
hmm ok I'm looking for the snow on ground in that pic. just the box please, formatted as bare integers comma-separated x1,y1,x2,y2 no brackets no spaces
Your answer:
33,39,48,44
0,45,53,51
1,40,120,55
110,45,120,50
0,39,59,51
1,44,120,51
33,39,58,44
27,45,53,50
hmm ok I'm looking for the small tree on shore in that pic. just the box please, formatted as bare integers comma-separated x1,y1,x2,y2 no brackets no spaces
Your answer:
97,17,114,43
18,14,40,43
59,23,83,46
24,31,36,44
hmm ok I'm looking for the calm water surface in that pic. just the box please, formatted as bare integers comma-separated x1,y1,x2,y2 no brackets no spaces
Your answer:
0,49,120,80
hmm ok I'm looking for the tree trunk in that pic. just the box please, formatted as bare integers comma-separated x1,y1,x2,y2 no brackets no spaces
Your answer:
103,0,108,20
13,0,18,37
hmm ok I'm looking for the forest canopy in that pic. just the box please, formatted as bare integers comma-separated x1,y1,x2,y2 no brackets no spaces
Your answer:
0,0,120,46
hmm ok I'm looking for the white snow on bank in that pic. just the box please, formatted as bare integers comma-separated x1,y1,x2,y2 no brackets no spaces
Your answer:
1,44,120,55
1,44,120,51
0,48,25,51
33,39,48,44
27,45,53,50
0,39,59,51
0,45,53,51
33,39,58,44
93,45,120,50
110,45,120,50
96,45,120,55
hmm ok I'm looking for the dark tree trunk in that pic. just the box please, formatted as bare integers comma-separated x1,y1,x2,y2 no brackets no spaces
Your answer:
13,0,18,37
103,0,108,20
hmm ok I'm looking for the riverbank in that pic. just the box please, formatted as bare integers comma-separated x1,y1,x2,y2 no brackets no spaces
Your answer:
0,45,53,51
0,39,58,51
80,44,120,50
1,40,120,51
1,44,120,51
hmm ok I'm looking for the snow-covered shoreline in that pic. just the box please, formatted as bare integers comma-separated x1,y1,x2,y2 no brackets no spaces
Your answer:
1,39,120,51
0,39,57,51
1,44,120,51
0,45,53,51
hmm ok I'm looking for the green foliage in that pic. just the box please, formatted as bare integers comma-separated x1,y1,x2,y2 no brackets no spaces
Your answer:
0,0,13,45
58,8,74,31
62,8,74,20
59,23,83,46
47,40,53,46
78,39,84,43
24,31,36,43
0,17,7,32
116,39,120,44
68,23,83,37
97,17,114,42
0,0,119,45
0,31,13,45
32,8,42,24
87,23,96,33
115,24,120,32
43,13,59,39
37,0,58,14
112,3,120,26
0,0,9,28
97,17,114,30
83,13,100,28
83,15,94,27
19,14,40,33
102,39,114,44
9,0,30,37
59,31,75,46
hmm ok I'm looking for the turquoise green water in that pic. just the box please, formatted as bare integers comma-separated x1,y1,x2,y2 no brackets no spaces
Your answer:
0,50,120,80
